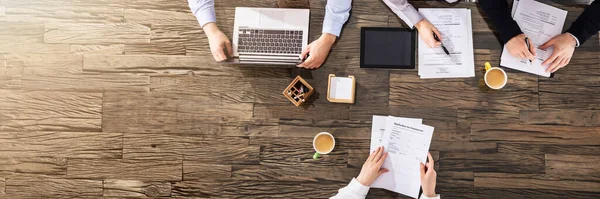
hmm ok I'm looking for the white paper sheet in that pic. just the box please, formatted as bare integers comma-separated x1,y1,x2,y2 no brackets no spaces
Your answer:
418,8,474,79
329,77,353,100
370,115,422,152
370,116,434,199
500,0,567,77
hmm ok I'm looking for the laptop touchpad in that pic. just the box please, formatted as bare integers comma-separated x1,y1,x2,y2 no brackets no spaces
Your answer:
259,10,285,28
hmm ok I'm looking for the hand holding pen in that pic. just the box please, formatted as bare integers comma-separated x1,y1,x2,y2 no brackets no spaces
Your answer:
433,33,451,56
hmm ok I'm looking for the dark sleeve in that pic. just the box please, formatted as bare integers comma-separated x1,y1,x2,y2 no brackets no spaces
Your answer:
479,0,523,44
566,0,600,45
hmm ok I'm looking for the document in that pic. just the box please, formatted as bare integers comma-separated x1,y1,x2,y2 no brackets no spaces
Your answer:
500,0,567,77
370,116,434,199
370,115,422,152
418,8,475,79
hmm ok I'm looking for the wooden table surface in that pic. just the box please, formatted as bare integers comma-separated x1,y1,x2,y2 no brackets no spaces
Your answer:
0,0,598,198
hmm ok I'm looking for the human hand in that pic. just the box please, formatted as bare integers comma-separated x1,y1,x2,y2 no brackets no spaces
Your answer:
506,33,536,61
297,33,336,69
415,19,442,48
203,22,232,62
420,153,437,198
356,146,389,186
540,33,576,73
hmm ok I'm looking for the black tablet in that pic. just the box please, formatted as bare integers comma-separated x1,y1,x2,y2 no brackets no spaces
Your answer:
360,27,416,69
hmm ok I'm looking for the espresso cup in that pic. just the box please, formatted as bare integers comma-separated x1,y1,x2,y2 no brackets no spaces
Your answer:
484,62,507,89
312,132,335,159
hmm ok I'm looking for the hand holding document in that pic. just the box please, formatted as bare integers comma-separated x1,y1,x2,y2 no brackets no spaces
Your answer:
500,0,568,77
370,115,434,198
418,8,475,79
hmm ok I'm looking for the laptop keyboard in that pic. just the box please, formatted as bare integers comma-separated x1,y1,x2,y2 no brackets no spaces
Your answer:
238,29,303,54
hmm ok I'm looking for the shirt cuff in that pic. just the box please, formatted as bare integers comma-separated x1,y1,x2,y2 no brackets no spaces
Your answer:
399,8,424,28
566,32,581,47
322,19,344,37
420,194,441,199
347,178,370,196
196,7,216,28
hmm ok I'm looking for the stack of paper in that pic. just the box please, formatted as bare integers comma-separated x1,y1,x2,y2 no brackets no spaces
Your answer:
500,0,567,77
370,115,434,199
418,8,475,79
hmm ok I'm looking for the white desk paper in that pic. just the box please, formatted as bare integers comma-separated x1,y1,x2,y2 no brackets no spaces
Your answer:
328,77,353,100
500,0,567,77
369,115,433,199
418,8,474,79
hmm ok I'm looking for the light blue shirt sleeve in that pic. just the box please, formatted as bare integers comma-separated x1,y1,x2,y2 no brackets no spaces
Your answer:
188,0,216,28
322,0,353,37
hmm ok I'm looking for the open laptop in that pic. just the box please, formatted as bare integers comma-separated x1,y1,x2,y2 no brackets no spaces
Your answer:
229,7,309,65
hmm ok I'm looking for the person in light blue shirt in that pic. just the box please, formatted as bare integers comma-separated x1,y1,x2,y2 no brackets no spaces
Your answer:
188,0,457,67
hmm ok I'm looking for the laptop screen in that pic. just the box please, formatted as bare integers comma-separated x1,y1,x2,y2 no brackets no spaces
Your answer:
360,27,416,69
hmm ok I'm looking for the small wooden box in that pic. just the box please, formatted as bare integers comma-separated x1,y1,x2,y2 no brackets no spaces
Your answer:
283,76,314,106
327,74,355,104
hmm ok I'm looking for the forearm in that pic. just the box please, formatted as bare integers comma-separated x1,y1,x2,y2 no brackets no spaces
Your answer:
188,0,216,28
330,178,370,199
566,0,600,45
322,0,352,37
479,0,523,43
382,0,424,28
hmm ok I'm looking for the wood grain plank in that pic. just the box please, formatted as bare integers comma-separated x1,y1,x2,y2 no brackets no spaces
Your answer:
438,187,600,199
520,110,600,126
220,118,280,137
0,132,122,158
439,152,545,174
389,72,538,111
0,90,101,132
183,162,232,180
70,44,125,55
172,179,345,198
123,133,259,164
254,103,350,120
231,165,359,182
437,171,474,188
0,177,4,195
278,119,371,138
67,159,182,181
545,154,600,179
0,6,4,21
5,176,102,197
0,22,44,35
4,3,124,23
44,23,150,44
103,180,171,197
471,124,600,145
0,35,70,54
6,53,82,77
498,143,600,156
124,8,196,24
474,173,600,192
250,137,348,168
102,92,223,134
0,157,67,177
20,73,150,92
125,43,186,55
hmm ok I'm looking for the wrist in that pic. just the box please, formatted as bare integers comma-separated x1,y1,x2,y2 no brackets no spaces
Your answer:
203,23,220,37
424,191,436,197
355,175,368,186
320,33,337,44
565,33,578,47
414,19,426,30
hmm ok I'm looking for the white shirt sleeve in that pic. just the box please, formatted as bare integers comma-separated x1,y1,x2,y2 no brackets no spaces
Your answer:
322,0,353,37
420,194,441,199
330,178,370,199
188,0,216,28
382,0,458,28
566,32,581,47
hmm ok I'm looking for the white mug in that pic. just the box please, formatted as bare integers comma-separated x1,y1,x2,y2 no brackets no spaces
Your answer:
312,132,335,159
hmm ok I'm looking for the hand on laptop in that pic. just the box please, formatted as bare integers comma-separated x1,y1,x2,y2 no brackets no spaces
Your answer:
420,152,437,198
540,33,576,73
297,33,336,69
356,146,388,186
203,22,233,62
506,33,536,61
415,19,442,48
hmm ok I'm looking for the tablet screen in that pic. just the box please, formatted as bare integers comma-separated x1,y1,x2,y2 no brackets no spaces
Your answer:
360,27,415,69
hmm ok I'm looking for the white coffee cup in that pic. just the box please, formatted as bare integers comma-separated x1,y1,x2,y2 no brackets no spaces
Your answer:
312,132,335,159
